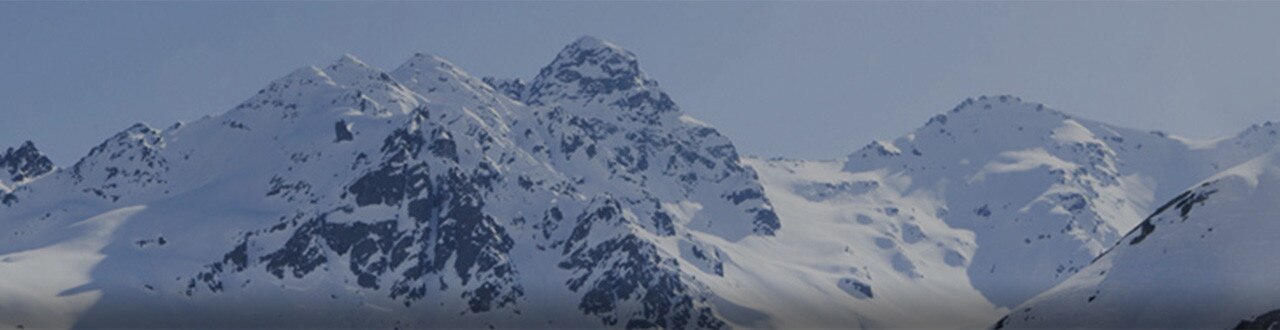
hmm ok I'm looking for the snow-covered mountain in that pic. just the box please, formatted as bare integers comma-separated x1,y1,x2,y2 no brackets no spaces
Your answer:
0,36,783,329
748,95,1280,325
996,150,1280,329
3,36,1278,329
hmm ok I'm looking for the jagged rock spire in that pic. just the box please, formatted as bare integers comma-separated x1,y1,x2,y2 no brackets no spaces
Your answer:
0,141,54,184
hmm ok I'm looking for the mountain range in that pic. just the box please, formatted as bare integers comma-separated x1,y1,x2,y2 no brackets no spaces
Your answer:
1,36,1277,329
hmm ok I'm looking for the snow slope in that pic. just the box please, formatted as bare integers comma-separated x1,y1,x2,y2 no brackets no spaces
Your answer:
0,206,145,329
743,158,1004,328
997,150,1280,329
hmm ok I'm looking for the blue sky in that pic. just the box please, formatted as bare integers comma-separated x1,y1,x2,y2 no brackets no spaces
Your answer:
4,2,1280,164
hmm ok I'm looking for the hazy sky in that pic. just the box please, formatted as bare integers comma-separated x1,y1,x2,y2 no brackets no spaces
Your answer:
4,2,1280,164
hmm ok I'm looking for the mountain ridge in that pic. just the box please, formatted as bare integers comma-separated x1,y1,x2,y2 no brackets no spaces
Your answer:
0,36,781,329
996,150,1280,329
2,36,1278,329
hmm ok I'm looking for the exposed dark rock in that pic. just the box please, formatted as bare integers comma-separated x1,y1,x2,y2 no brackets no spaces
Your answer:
334,120,354,142
0,141,54,183
1235,309,1280,329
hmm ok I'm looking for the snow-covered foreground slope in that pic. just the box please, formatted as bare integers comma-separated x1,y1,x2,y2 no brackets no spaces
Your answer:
0,206,144,329
997,150,1280,329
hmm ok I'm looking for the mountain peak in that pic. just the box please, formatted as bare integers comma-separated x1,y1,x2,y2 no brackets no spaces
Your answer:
909,95,1069,133
548,35,640,77
334,53,369,68
15,141,37,153
0,140,54,184
91,122,162,155
401,52,454,69
524,36,650,105
394,52,469,80
323,54,387,82
125,122,156,133
392,52,494,102
567,35,626,54
945,95,1060,117
274,65,336,87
